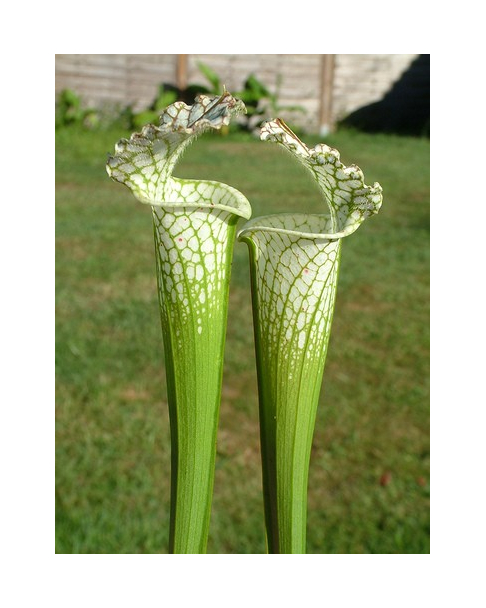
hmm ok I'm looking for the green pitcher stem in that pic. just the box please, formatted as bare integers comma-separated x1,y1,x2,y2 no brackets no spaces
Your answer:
153,205,241,553
241,220,341,553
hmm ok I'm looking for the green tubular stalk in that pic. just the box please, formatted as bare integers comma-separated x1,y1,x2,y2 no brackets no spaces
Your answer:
152,201,245,553
107,92,251,553
238,119,383,554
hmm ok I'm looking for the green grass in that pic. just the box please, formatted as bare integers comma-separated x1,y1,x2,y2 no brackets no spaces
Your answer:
56,125,429,554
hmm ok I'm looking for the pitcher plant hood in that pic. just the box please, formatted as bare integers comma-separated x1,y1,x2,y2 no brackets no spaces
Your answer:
106,90,251,220
239,118,383,239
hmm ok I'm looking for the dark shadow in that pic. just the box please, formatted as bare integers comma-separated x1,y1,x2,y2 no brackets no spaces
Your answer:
339,55,430,136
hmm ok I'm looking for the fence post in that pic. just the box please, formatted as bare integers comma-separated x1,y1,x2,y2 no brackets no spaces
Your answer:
319,54,335,135
176,54,188,92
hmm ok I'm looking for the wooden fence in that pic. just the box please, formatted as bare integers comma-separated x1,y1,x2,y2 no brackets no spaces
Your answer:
55,54,420,133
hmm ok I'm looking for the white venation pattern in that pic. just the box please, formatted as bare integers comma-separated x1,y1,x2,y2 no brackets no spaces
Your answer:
106,90,252,348
239,118,383,362
260,119,382,237
106,91,249,216
153,206,231,341
240,216,341,363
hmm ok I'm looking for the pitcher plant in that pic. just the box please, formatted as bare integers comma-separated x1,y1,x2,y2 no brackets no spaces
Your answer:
107,92,251,553
238,119,383,553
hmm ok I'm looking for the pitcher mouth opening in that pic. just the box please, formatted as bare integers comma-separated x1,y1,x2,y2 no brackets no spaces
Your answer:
148,179,252,220
237,212,360,242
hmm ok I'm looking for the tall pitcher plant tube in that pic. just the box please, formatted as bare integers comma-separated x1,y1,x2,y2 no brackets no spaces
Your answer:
238,119,383,553
106,92,251,553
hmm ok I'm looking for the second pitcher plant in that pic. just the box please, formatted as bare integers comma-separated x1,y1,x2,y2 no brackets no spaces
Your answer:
238,119,383,553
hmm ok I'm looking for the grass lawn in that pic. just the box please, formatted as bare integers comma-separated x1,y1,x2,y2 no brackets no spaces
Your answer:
55,124,430,554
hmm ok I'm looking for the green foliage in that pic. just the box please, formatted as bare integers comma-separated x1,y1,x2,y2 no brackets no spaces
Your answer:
236,73,306,132
195,61,223,94
56,88,99,129
130,84,178,129
127,63,225,131
56,127,429,554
